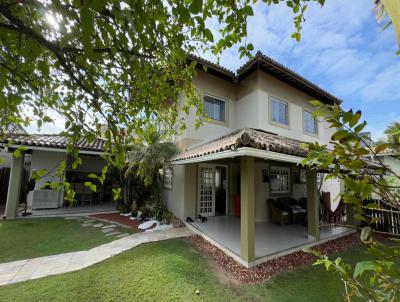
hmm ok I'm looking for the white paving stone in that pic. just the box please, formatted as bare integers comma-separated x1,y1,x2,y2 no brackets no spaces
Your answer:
105,231,121,237
101,228,115,233
64,216,82,220
101,225,116,229
92,223,104,228
0,227,192,286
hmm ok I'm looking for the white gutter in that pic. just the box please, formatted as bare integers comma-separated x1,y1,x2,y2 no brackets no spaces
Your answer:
1,144,103,156
171,147,303,165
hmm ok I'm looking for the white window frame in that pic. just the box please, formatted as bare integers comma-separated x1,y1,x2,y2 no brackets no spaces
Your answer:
270,97,289,127
203,94,226,123
303,109,319,136
270,166,291,194
164,166,173,189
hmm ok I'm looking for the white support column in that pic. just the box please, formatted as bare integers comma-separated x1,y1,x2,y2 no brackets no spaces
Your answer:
4,152,25,219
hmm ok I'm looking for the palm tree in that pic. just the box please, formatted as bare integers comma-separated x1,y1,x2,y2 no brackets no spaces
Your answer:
384,122,400,145
126,129,176,193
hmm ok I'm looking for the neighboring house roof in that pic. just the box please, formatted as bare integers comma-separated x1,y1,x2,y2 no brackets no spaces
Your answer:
171,128,308,162
188,51,342,105
4,124,27,134
0,134,106,153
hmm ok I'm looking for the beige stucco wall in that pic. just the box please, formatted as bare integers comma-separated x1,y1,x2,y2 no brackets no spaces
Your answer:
170,68,341,221
30,150,66,190
177,70,237,150
164,163,197,220
383,155,400,176
176,69,335,149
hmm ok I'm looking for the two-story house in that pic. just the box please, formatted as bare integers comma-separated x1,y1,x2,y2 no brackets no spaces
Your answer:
163,52,352,268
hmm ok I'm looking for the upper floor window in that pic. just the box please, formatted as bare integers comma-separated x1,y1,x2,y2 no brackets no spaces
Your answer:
303,110,318,134
271,98,289,125
203,95,225,122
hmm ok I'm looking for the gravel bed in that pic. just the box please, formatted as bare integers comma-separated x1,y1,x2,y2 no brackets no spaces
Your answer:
188,231,360,284
90,213,142,231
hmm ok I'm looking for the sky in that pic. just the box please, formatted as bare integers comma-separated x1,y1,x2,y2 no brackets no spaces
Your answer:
203,0,400,140
29,0,400,140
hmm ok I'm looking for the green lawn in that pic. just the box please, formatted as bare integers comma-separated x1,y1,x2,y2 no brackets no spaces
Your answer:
0,217,133,263
0,238,370,302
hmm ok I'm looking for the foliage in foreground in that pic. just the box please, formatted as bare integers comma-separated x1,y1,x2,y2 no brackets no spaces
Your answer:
302,101,400,301
0,0,327,201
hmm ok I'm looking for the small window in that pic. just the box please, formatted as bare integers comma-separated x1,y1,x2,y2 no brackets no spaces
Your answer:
164,166,173,189
303,110,318,134
270,166,290,194
261,169,269,183
203,95,225,122
271,98,289,125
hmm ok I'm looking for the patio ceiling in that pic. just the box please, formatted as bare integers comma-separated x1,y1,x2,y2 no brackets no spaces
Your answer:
171,128,308,165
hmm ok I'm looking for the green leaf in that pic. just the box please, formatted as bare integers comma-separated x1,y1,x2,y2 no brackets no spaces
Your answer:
189,0,203,14
349,110,361,127
360,227,372,242
89,0,107,11
354,121,367,133
309,100,321,106
354,261,376,278
342,110,353,124
203,28,214,42
243,5,254,16
375,143,389,154
291,32,301,42
350,159,365,169
332,130,349,141
88,173,98,179
13,149,21,158
80,5,94,52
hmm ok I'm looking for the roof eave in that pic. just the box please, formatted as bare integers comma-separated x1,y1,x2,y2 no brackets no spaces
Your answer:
237,55,342,105
171,147,303,165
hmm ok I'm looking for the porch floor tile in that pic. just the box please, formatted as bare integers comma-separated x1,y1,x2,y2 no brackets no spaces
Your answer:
191,216,351,258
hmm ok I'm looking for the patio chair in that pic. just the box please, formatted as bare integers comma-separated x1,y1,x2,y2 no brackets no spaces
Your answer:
295,197,308,224
267,198,290,225
276,197,306,224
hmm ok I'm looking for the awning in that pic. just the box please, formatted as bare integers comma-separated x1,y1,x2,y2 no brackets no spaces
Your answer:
171,128,308,165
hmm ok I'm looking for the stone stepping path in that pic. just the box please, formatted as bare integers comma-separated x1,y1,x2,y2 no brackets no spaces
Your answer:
68,217,128,239
0,227,193,286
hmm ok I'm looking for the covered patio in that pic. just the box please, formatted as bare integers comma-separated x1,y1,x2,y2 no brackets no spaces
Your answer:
0,134,115,219
190,216,352,262
170,128,354,267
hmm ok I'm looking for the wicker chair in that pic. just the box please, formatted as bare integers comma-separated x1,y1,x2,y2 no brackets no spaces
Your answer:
267,198,290,225
276,197,307,224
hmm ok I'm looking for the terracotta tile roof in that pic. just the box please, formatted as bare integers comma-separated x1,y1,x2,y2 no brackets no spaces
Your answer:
236,52,342,105
188,51,342,105
171,128,308,162
0,134,106,153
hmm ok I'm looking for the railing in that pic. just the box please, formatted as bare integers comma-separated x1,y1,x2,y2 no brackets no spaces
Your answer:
364,199,400,235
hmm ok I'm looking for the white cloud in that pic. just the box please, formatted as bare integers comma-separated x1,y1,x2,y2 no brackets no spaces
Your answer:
209,0,400,140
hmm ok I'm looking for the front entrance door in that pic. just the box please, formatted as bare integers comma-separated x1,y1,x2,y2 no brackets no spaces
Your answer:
198,164,228,217
198,164,215,217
